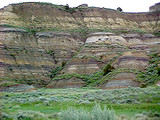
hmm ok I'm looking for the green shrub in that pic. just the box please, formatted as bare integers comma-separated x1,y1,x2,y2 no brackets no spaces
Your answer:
91,104,115,120
0,112,12,120
117,7,123,12
64,4,70,10
59,103,115,120
137,53,160,85
49,66,62,78
153,31,160,37
157,67,160,75
61,61,67,67
16,111,48,120
30,29,37,34
103,64,115,76
59,108,91,120
46,50,54,57
140,83,147,88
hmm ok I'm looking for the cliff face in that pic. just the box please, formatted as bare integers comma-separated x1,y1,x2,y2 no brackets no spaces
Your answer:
0,2,160,89
149,2,160,12
58,32,159,88
0,2,160,32
0,26,83,87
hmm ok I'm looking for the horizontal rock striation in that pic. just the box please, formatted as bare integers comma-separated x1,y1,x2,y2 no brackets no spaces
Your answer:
47,77,85,88
0,26,83,87
0,2,160,89
0,2,160,32
101,73,140,89
59,32,160,88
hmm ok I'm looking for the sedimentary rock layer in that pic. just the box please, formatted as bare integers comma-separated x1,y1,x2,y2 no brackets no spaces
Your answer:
0,26,83,87
0,3,160,88
0,3,160,32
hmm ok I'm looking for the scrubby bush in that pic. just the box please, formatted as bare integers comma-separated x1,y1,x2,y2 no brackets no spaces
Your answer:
64,4,70,10
0,112,12,120
91,104,115,120
157,67,160,75
61,61,67,67
59,108,91,120
49,66,62,78
16,111,48,120
17,114,32,120
153,31,160,37
134,114,149,120
78,99,90,104
140,83,147,88
81,87,160,104
59,103,115,120
103,64,115,76
117,7,123,12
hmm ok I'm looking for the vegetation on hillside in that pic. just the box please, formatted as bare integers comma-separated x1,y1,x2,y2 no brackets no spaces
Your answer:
0,2,160,120
137,52,160,86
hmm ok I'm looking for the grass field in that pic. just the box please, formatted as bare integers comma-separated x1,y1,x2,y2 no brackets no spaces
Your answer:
0,86,160,120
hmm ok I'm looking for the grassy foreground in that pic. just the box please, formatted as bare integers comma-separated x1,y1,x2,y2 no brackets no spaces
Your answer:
0,86,160,120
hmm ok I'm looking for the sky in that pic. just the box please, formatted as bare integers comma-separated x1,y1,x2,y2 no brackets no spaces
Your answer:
0,0,159,12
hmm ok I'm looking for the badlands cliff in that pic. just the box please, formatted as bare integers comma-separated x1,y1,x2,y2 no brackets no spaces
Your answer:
0,2,160,90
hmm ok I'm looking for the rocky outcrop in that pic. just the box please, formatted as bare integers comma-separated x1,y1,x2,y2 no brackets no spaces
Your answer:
101,73,140,89
63,32,160,75
58,32,160,88
113,51,149,71
0,26,83,87
62,32,127,75
149,3,160,12
47,77,85,88
78,4,88,8
0,84,35,92
0,80,35,92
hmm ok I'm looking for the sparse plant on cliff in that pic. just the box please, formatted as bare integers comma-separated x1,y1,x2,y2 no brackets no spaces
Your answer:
137,52,160,85
30,29,37,34
91,56,104,62
64,4,70,10
103,64,115,76
157,67,160,75
153,31,160,37
117,7,123,12
63,4,77,14
61,61,67,67
46,50,55,57
49,66,62,78
9,53,16,57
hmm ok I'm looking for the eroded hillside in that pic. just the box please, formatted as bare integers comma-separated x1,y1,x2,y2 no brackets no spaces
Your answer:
1,2,160,32
0,2,160,90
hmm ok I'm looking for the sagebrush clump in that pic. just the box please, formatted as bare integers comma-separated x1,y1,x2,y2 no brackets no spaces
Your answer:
59,103,115,120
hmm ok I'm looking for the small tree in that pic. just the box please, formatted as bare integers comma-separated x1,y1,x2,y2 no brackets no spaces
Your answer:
117,7,123,12
64,4,69,10
103,64,115,76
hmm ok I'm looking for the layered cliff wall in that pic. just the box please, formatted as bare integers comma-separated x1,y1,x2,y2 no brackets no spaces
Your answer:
0,2,160,32
0,26,83,87
0,2,160,89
